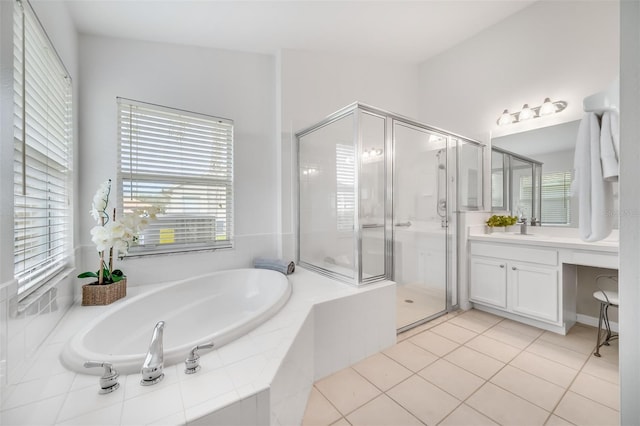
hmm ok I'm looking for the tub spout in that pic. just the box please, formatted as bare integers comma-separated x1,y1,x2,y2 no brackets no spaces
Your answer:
140,321,165,386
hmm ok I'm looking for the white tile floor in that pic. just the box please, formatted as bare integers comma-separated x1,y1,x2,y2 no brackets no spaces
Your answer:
303,309,620,426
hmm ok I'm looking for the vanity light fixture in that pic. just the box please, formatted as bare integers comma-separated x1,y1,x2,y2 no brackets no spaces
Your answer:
496,98,567,126
497,109,514,126
539,97,557,116
518,104,534,121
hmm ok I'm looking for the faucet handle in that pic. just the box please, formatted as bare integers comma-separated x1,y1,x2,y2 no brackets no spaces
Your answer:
84,361,120,394
185,342,215,374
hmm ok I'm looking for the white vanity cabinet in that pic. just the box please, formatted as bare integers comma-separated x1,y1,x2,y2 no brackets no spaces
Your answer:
470,241,562,328
508,261,559,323
469,257,507,308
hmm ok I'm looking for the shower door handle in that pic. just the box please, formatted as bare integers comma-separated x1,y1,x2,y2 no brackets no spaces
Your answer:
436,158,447,218
438,199,447,214
362,223,384,229
394,221,412,228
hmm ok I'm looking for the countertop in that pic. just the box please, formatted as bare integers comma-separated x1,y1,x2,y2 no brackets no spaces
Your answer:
468,227,619,254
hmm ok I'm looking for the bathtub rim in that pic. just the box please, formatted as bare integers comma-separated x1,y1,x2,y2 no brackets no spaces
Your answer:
60,268,292,375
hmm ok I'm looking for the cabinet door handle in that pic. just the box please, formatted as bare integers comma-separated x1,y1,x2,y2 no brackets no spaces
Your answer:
512,266,517,270
500,264,505,268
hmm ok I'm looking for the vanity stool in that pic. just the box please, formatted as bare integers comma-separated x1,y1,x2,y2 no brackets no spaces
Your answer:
593,275,619,357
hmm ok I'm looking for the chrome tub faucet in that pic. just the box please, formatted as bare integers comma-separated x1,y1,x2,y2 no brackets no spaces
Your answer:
141,320,165,386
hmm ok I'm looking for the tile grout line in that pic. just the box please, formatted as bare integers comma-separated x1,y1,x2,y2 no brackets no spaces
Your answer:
304,311,618,426
549,347,620,418
379,350,463,422
412,314,514,425
432,314,515,426
349,362,428,425
311,381,361,424
436,314,553,425
486,322,616,425
491,324,557,425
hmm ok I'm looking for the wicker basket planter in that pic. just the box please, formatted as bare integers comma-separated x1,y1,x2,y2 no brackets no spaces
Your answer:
82,278,127,306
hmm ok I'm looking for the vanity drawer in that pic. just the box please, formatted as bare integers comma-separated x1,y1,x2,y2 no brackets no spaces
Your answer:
470,242,558,266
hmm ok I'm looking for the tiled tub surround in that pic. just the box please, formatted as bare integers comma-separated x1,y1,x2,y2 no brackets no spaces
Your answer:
303,309,620,426
0,269,396,425
0,267,76,404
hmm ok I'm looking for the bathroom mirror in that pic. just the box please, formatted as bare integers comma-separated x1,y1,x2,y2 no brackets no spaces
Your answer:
491,146,542,222
491,120,580,226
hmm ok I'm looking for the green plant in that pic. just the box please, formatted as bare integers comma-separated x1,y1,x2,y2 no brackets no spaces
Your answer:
486,214,518,227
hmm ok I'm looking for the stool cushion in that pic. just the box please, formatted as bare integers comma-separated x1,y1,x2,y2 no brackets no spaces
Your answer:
593,290,619,306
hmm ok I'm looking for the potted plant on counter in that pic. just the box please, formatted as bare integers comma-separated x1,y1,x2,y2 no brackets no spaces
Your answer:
78,179,161,305
485,214,518,233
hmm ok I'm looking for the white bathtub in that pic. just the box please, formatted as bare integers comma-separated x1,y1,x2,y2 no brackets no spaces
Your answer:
61,268,292,375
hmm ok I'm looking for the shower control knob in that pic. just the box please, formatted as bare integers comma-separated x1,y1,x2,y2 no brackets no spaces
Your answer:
184,342,215,374
500,264,505,268
84,361,120,394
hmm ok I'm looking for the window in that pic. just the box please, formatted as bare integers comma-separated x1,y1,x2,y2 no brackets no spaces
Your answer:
13,0,73,296
541,171,572,225
336,144,355,232
117,98,234,256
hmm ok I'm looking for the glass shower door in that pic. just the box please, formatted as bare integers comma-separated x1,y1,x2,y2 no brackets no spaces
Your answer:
393,121,450,330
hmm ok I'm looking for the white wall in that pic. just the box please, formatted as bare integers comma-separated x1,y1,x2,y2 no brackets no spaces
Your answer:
277,49,421,260
619,0,640,422
0,0,79,397
78,35,278,286
418,0,619,143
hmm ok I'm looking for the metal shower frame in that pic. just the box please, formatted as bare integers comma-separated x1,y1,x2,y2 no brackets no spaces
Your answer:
295,102,485,294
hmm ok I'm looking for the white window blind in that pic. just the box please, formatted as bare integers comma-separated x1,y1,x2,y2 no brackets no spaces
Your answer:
117,98,234,255
13,0,73,296
336,144,355,232
541,171,572,225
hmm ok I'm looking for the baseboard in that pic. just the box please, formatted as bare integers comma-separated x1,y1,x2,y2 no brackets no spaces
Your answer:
576,313,619,333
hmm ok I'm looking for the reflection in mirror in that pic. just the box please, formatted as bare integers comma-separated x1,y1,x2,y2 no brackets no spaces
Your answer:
510,155,541,221
491,120,581,226
491,147,542,222
491,150,507,211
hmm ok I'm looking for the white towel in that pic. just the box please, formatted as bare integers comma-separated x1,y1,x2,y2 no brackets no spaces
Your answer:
572,113,614,242
600,111,619,181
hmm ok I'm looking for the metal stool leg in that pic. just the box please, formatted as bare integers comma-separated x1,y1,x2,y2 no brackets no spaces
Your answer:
594,301,605,357
603,303,612,345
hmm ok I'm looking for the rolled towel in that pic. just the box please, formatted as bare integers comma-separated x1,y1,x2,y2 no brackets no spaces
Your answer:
253,257,295,275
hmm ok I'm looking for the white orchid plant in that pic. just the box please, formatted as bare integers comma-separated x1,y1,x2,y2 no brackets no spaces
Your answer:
78,179,161,285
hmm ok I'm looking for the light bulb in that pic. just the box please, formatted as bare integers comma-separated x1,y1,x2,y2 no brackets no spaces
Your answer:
539,97,557,116
497,109,514,126
518,104,534,121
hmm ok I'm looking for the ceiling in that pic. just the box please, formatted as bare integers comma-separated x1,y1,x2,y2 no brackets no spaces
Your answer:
64,0,536,64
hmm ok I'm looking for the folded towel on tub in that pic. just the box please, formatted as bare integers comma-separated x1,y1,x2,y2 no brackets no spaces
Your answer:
253,257,295,275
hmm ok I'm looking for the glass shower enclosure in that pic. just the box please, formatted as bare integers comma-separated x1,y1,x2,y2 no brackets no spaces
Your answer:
297,103,484,330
